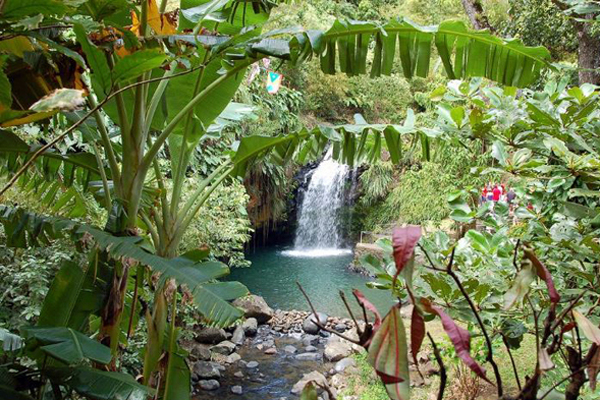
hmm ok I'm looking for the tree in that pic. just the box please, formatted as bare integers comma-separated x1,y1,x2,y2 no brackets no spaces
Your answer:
0,0,554,398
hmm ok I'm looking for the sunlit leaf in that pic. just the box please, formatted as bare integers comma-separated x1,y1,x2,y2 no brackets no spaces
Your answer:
573,310,600,345
503,262,536,311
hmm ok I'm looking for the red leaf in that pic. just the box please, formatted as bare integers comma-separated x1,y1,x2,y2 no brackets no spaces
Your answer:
420,298,492,384
410,307,425,367
353,289,382,332
524,248,560,304
392,226,422,282
367,304,410,400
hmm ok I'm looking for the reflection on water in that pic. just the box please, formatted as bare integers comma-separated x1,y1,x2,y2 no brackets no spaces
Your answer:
229,246,396,316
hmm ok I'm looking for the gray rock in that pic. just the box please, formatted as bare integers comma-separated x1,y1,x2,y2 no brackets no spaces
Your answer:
291,371,327,395
295,352,321,361
284,345,297,354
264,347,277,355
199,379,220,391
193,361,221,380
289,332,303,340
302,334,319,346
231,385,243,395
210,340,236,355
305,345,318,352
335,357,357,373
233,295,274,323
246,361,259,369
242,318,258,336
190,344,211,361
232,325,245,345
234,371,244,378
324,339,353,362
334,323,347,333
302,313,328,334
225,353,241,364
195,327,227,344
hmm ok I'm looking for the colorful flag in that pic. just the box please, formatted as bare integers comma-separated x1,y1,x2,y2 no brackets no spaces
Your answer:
266,71,282,94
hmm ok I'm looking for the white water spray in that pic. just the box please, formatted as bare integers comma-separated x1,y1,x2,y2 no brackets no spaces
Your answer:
283,151,352,257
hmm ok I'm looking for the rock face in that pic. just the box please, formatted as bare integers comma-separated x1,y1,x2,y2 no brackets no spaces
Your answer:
199,379,220,391
302,312,328,334
324,338,353,362
193,361,221,380
232,325,245,345
242,318,258,336
195,327,227,344
210,340,236,355
233,295,274,323
291,371,327,395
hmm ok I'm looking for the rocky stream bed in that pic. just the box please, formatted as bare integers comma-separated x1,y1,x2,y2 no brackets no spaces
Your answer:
184,295,438,400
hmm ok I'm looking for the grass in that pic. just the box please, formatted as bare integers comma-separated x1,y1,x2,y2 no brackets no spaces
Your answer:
339,320,538,400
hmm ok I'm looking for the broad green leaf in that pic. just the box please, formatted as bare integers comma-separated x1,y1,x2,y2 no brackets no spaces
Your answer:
2,0,68,19
38,260,107,332
164,353,190,400
29,89,86,112
25,327,112,365
0,64,12,108
112,50,167,84
54,367,153,400
73,23,112,95
491,141,508,166
0,328,23,352
503,263,536,310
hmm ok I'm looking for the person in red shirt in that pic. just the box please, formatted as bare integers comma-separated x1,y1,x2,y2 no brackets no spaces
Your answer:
492,185,501,201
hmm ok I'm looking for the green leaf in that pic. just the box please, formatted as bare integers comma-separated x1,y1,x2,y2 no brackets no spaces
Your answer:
25,327,112,365
503,263,536,310
38,260,106,332
491,141,508,166
164,353,190,400
2,0,68,19
73,23,112,95
300,382,318,400
112,50,167,84
29,89,86,112
0,328,23,352
0,64,12,108
53,367,153,400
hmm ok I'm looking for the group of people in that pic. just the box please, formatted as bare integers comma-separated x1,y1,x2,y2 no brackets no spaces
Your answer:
480,183,516,205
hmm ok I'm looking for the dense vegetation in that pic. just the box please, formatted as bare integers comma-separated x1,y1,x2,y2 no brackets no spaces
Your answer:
0,1,599,400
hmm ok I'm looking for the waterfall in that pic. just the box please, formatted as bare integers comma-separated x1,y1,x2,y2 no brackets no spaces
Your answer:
284,151,353,257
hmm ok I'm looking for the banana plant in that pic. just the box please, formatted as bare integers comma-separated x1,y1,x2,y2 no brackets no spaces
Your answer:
0,0,552,398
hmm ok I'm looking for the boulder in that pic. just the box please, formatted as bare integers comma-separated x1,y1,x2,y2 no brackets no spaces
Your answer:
233,295,273,323
199,379,220,391
335,357,357,373
305,345,318,353
225,353,241,364
334,323,347,333
193,361,221,380
302,334,319,346
291,371,327,395
231,385,243,395
210,340,236,355
190,344,211,361
233,371,244,378
232,325,245,345
195,327,227,344
264,347,277,355
242,318,258,336
295,352,321,361
283,345,297,354
302,313,328,334
246,361,259,369
324,340,352,362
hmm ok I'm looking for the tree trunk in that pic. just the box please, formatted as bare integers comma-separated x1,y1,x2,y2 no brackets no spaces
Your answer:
461,0,494,31
577,15,600,85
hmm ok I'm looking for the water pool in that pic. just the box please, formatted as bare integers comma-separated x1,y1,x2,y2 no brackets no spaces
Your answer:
228,246,396,317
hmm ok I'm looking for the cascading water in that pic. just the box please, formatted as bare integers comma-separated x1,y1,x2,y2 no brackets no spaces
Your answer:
283,151,353,257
